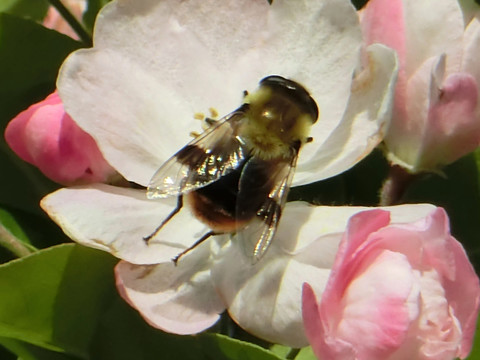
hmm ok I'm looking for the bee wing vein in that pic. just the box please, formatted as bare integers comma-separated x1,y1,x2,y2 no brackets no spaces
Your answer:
147,111,246,199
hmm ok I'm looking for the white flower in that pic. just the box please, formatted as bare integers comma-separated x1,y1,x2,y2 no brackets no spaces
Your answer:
42,0,400,347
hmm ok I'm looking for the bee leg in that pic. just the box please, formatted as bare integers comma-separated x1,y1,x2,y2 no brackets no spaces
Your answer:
143,195,183,244
172,230,220,266
204,117,218,126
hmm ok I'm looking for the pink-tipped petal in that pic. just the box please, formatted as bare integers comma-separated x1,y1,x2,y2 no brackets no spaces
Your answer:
361,0,406,65
303,208,480,360
419,209,480,358
361,0,477,173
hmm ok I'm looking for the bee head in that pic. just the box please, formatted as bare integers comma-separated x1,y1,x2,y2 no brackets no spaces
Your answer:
259,75,319,124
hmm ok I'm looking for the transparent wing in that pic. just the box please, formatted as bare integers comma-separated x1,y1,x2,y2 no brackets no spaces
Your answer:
147,110,247,199
236,154,297,264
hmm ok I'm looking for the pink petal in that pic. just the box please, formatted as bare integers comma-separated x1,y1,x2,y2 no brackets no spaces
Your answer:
419,72,479,169
419,209,480,358
336,250,412,359
449,240,480,358
5,92,115,185
324,210,391,297
310,211,413,360
361,0,406,66
360,0,408,134
5,92,60,163
302,208,480,360
302,283,346,359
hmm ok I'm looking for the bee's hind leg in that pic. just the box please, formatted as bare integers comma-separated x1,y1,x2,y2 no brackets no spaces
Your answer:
143,195,183,244
172,230,221,266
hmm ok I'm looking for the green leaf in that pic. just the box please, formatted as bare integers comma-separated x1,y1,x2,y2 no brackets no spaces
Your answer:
0,13,80,126
201,333,283,360
0,0,49,21
270,345,316,360
270,344,290,357
0,204,70,263
0,244,117,358
295,346,317,360
0,206,37,262
0,205,67,250
0,242,285,359
91,296,283,360
467,313,480,359
83,0,110,32
270,345,317,360
0,342,15,360
0,337,78,360
0,207,30,245
0,146,60,216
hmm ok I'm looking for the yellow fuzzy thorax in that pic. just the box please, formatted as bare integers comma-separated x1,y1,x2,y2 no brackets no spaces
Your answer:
240,87,315,160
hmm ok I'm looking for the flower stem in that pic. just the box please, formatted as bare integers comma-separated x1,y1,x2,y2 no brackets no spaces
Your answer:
379,165,416,206
286,348,300,359
47,0,93,46
0,224,34,258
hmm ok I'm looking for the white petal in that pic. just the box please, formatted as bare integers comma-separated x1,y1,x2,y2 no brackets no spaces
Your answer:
296,44,398,184
462,17,480,94
212,202,436,347
40,184,212,264
386,55,442,170
403,0,464,76
116,255,225,334
258,0,363,148
58,0,364,186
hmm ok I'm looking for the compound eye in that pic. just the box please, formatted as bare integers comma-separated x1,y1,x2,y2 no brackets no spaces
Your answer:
260,75,288,87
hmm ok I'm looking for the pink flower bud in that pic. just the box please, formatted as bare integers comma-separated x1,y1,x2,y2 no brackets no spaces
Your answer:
5,91,116,185
302,208,480,360
360,0,480,173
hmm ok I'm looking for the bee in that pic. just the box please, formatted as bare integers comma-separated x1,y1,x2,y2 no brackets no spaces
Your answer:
144,75,318,264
